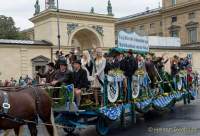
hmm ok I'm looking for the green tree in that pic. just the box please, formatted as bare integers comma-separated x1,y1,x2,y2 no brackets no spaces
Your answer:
0,15,28,39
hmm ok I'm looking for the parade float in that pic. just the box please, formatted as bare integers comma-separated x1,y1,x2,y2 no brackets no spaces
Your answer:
49,31,198,136
0,31,197,136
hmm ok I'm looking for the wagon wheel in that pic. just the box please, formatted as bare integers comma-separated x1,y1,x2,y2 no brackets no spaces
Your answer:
63,125,76,135
62,117,76,135
96,117,109,136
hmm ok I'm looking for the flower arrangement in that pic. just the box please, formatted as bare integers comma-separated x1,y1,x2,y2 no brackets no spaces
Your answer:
108,68,124,77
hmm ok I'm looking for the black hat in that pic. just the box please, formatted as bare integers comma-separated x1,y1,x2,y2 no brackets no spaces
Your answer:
149,52,155,56
104,53,108,57
59,59,67,66
56,50,59,55
113,50,122,57
73,59,82,65
70,51,74,54
47,62,55,68
65,54,70,57
127,49,133,55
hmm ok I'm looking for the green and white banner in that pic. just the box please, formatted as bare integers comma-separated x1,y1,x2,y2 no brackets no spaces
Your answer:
118,31,149,52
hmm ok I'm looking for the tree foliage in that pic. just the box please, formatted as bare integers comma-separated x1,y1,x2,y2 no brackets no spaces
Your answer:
0,15,29,39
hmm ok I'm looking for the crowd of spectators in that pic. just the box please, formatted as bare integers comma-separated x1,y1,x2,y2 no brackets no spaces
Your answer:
0,75,36,87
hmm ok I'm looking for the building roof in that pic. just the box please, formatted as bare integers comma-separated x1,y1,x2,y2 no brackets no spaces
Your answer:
30,9,116,24
117,8,161,24
21,27,34,33
150,42,200,50
0,39,52,46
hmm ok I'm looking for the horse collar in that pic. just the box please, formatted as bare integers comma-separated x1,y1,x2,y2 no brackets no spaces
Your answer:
0,92,10,114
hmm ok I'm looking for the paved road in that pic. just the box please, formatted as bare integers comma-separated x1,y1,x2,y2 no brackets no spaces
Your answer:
75,98,200,136
1,98,200,136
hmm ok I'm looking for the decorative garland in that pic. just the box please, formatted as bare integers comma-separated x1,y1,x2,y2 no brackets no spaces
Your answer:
46,84,72,108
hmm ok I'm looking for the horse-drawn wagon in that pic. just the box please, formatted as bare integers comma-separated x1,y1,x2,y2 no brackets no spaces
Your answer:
0,31,198,136
44,48,198,136
0,55,198,136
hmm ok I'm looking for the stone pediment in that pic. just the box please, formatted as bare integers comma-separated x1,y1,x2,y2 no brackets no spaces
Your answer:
168,25,181,31
185,21,199,28
31,55,50,63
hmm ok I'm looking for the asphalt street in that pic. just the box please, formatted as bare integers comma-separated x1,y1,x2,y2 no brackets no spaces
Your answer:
75,98,200,136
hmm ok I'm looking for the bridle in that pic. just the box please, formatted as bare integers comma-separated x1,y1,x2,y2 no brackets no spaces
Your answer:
0,89,38,125
0,91,10,114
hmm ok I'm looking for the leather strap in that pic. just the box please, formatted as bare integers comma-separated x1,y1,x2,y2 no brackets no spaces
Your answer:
0,92,10,114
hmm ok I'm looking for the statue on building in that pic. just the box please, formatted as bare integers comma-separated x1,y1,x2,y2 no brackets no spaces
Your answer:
47,0,56,9
90,7,95,14
34,0,40,15
107,0,113,16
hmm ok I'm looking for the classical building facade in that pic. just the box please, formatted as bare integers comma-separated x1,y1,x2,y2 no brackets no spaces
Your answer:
116,0,200,46
0,1,115,80
30,9,115,52
116,0,200,71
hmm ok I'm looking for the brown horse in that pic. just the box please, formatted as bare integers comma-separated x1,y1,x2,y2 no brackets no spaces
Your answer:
0,87,54,136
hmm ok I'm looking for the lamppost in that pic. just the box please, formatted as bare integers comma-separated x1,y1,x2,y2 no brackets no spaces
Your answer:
56,0,61,50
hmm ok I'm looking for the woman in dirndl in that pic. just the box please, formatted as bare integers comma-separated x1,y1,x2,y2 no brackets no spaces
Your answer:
92,47,106,106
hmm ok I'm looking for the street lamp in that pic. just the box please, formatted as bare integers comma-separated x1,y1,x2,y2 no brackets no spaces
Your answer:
56,0,61,50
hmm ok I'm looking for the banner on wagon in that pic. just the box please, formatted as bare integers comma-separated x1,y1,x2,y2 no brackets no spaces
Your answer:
118,31,149,52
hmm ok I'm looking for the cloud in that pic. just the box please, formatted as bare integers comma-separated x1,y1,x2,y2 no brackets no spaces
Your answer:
0,0,161,30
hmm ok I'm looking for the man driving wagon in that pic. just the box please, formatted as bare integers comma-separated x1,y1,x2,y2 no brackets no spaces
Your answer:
38,54,94,108
50,59,73,100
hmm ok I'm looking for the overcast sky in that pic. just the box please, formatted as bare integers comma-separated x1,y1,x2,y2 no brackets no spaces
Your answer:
0,0,161,30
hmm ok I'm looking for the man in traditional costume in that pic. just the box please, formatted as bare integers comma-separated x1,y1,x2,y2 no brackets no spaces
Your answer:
73,60,90,106
51,59,73,98
121,50,137,100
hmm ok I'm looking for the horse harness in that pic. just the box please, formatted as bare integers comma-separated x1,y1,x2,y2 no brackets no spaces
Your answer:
31,87,40,114
0,91,25,124
0,91,10,114
0,88,40,125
